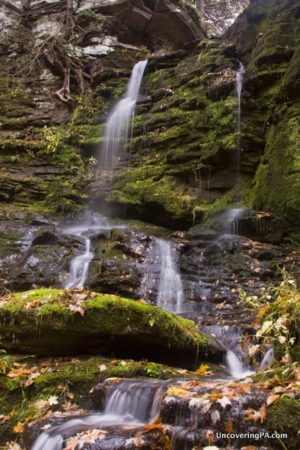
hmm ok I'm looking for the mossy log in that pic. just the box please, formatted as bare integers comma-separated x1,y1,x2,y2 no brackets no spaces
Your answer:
0,289,224,367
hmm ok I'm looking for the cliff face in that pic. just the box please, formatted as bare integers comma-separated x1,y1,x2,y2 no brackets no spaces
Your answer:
0,0,299,237
226,0,300,236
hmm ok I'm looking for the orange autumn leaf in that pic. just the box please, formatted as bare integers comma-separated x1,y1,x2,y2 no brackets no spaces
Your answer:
13,422,25,433
209,392,224,401
245,404,267,424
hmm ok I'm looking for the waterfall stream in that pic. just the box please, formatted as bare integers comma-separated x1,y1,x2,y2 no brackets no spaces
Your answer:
62,213,125,289
30,58,268,450
63,60,147,290
140,238,185,313
31,380,167,450
101,60,148,172
235,60,245,181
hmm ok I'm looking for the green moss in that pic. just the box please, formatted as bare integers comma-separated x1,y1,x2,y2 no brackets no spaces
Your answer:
252,108,300,230
0,289,220,364
267,396,300,449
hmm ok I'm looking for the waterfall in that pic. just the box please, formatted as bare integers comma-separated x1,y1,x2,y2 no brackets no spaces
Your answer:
226,350,254,379
236,61,245,137
64,234,93,289
235,60,245,181
31,380,166,450
218,207,245,235
157,239,184,313
101,60,148,173
62,212,125,289
205,325,254,379
260,347,274,370
140,238,185,313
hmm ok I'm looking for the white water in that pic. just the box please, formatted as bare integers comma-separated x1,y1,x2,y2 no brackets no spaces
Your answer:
63,213,125,289
235,61,245,178
139,238,185,313
101,60,148,172
236,60,245,136
64,234,93,289
219,207,245,235
226,350,254,379
31,380,165,450
205,325,254,379
260,347,274,370
156,239,184,313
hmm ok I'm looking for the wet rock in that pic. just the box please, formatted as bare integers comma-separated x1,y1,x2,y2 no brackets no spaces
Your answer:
32,229,59,245
0,212,76,292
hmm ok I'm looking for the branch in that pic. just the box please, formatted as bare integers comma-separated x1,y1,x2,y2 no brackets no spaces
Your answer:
0,0,22,14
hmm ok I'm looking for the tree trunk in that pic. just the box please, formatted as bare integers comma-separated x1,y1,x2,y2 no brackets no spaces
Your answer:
65,0,73,40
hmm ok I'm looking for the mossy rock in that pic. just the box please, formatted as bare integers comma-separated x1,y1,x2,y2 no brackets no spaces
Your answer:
0,289,223,367
267,396,300,450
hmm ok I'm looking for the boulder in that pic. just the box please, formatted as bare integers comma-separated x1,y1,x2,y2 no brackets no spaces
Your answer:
0,289,224,367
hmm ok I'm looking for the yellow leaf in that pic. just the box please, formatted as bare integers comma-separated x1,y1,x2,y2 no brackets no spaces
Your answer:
196,364,209,375
13,422,25,433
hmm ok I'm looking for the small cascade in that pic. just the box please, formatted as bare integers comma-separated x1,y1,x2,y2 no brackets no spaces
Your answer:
104,379,165,423
260,347,275,370
226,350,254,379
205,325,254,379
101,60,148,173
64,234,93,289
31,380,166,450
62,212,125,289
140,238,185,313
217,207,246,235
157,239,184,313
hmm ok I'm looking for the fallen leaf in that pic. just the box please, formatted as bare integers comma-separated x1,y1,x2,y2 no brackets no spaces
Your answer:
217,396,231,409
48,395,59,406
68,304,85,316
34,399,50,411
0,414,10,424
211,410,221,424
5,442,23,450
266,394,280,406
13,422,25,433
245,404,267,424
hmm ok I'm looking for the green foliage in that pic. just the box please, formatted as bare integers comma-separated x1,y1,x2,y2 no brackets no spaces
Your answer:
240,270,300,360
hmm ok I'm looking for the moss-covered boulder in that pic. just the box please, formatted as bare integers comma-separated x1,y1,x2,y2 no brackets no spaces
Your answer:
267,396,300,450
0,289,223,367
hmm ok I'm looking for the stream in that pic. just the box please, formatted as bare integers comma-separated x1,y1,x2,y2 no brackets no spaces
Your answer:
30,60,274,450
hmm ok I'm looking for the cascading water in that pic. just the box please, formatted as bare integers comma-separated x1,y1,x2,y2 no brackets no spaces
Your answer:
157,239,184,313
64,233,93,289
235,60,245,180
31,380,166,450
63,62,147,289
63,213,125,289
101,60,148,173
205,325,254,379
218,207,246,235
226,350,254,379
260,347,275,370
236,61,245,135
140,238,185,313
